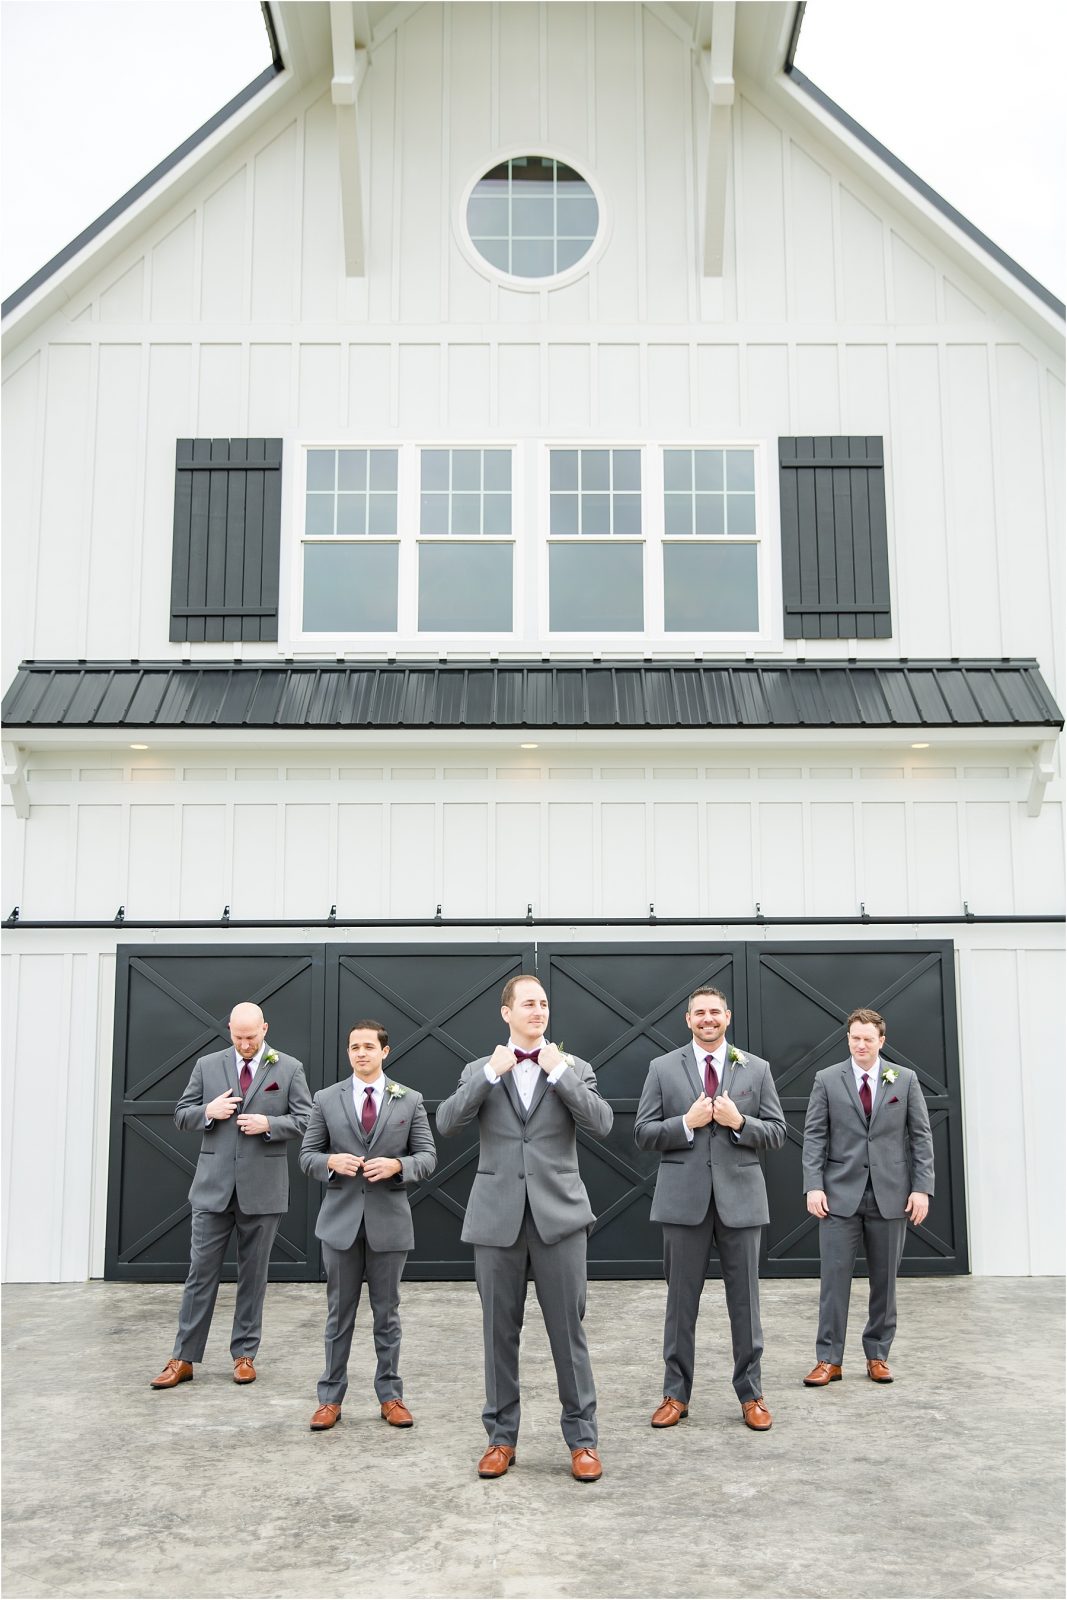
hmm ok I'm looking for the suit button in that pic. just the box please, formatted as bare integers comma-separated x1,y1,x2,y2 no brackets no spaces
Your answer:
518,1173,525,1180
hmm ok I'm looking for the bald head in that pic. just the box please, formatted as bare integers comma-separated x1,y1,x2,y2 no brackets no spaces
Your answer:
229,1002,268,1062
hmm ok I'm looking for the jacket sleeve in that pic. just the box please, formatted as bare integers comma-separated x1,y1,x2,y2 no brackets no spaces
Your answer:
263,1061,313,1142
801,1074,830,1193
734,1062,786,1153
396,1095,438,1186
633,1063,691,1152
905,1072,935,1196
299,1095,332,1184
551,1058,613,1137
435,1061,495,1138
174,1058,211,1134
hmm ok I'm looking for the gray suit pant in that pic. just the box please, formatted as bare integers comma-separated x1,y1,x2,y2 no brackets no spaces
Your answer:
318,1227,407,1406
663,1199,764,1404
173,1194,280,1362
474,1207,597,1451
816,1184,907,1363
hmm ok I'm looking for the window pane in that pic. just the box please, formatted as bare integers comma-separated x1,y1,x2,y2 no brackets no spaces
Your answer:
550,544,643,630
452,492,482,536
556,195,598,237
337,450,366,490
305,494,334,536
551,450,579,490
663,543,758,632
551,493,579,536
694,450,724,491
467,194,509,235
556,237,591,271
726,493,756,535
582,492,610,535
369,450,398,490
581,449,610,490
663,450,692,491
336,493,366,536
420,492,450,534
307,450,335,491
613,449,641,491
367,493,397,536
477,237,511,272
664,494,693,536
613,493,642,536
422,449,450,491
510,238,555,277
418,543,513,631
303,542,398,631
694,493,725,536
725,449,755,491
484,493,512,536
484,449,512,490
452,449,482,490
512,196,554,236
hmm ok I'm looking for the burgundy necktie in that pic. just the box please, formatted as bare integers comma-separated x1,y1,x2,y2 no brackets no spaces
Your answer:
361,1085,377,1134
239,1059,253,1094
514,1049,540,1064
859,1072,872,1121
704,1054,719,1098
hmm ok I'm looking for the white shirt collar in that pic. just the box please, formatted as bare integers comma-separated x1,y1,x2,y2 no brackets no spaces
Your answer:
692,1039,725,1065
353,1070,385,1097
236,1044,266,1074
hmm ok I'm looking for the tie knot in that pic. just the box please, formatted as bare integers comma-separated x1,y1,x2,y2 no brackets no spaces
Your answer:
706,1055,715,1069
861,1072,869,1084
514,1048,540,1064
364,1084,374,1096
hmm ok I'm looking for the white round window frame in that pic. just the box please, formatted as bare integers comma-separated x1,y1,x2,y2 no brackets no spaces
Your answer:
456,146,609,292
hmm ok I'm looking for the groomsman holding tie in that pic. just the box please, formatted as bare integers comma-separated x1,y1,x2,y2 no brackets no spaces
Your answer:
802,1008,934,1387
151,1002,312,1390
300,1021,436,1430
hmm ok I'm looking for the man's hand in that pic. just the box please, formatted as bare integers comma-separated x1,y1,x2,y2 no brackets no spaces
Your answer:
236,1113,270,1136
205,1091,241,1121
711,1091,743,1130
489,1045,517,1078
905,1192,930,1225
539,1043,564,1073
806,1189,829,1218
683,1093,715,1130
328,1153,363,1178
363,1157,402,1183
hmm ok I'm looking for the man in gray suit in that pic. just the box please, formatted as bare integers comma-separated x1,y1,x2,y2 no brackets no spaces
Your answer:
436,974,613,1482
151,1001,312,1389
300,1019,436,1431
802,1007,934,1387
635,986,785,1431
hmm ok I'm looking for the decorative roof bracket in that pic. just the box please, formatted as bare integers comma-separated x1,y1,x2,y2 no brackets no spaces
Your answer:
330,2,370,275
698,2,735,277
2,741,28,820
1027,739,1056,817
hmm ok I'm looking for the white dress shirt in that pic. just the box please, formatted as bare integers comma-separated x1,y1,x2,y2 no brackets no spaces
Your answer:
205,1044,266,1128
683,1040,727,1143
484,1039,570,1107
353,1070,386,1124
851,1056,882,1111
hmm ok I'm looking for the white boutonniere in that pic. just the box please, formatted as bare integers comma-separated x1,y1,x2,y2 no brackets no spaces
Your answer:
386,1082,409,1100
553,1042,576,1069
264,1048,279,1067
881,1067,899,1085
727,1046,746,1067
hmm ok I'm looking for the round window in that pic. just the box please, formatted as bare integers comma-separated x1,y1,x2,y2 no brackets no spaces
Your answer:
465,155,599,280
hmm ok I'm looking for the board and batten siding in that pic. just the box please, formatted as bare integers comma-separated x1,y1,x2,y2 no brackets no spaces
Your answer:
0,2,1062,696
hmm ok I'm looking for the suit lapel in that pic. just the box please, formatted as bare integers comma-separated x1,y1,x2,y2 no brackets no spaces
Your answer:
339,1078,366,1144
841,1061,868,1128
500,1071,527,1124
868,1064,891,1127
524,1070,550,1123
226,1049,242,1099
682,1044,704,1100
242,1053,274,1109
367,1082,398,1149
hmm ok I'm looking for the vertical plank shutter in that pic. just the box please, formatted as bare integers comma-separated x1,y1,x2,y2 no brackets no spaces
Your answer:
169,438,283,642
778,436,891,640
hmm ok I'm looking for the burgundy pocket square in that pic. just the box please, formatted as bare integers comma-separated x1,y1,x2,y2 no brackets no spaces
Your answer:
264,1081,280,1092
888,1096,899,1105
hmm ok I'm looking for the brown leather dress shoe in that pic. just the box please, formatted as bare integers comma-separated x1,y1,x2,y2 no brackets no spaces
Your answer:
478,1444,516,1478
570,1447,603,1482
150,1358,193,1390
310,1403,342,1430
380,1398,414,1427
651,1396,689,1428
233,1357,256,1384
866,1358,893,1382
803,1361,843,1387
741,1396,772,1430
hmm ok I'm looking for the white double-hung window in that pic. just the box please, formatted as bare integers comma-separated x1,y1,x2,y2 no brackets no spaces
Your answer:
418,448,514,631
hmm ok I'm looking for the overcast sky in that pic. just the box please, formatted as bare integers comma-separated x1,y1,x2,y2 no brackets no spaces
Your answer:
2,0,1064,304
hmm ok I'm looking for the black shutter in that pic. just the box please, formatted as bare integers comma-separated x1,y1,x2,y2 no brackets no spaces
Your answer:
778,436,891,640
169,438,282,642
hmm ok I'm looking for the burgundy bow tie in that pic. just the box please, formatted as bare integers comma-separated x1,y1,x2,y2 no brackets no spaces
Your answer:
514,1049,540,1064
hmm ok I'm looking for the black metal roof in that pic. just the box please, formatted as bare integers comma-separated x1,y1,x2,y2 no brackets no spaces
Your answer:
2,659,1061,732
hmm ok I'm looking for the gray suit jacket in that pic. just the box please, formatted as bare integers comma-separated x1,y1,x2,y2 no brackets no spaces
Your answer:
299,1077,437,1252
634,1043,785,1229
802,1059,935,1218
436,1056,613,1247
175,1047,312,1216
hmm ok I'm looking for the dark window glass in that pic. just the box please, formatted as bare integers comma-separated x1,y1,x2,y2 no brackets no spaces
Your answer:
549,544,643,631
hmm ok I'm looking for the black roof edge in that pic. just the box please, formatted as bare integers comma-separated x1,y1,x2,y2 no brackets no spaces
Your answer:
261,1,284,72
1,60,281,322
785,65,1066,322
784,1,806,72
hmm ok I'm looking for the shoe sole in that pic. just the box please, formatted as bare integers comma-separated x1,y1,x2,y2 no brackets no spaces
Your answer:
478,1458,516,1478
381,1415,414,1427
651,1412,688,1427
803,1374,842,1386
310,1419,340,1431
150,1374,193,1389
573,1472,602,1482
867,1374,893,1383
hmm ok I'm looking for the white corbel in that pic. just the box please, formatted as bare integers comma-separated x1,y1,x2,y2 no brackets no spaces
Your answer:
2,742,29,820
330,2,370,275
699,3,736,276
1027,739,1056,817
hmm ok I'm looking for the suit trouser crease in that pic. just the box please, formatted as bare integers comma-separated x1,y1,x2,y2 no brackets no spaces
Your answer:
816,1187,907,1363
662,1198,764,1404
174,1197,280,1362
474,1208,597,1450
319,1230,407,1405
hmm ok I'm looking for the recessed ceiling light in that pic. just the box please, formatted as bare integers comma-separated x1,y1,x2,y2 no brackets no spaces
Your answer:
130,743,149,750
911,742,930,749
520,742,539,750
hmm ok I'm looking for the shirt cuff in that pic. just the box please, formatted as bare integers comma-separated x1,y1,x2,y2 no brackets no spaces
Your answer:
204,1116,214,1129
483,1063,501,1086
683,1121,694,1143
546,1062,569,1086
263,1127,272,1140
